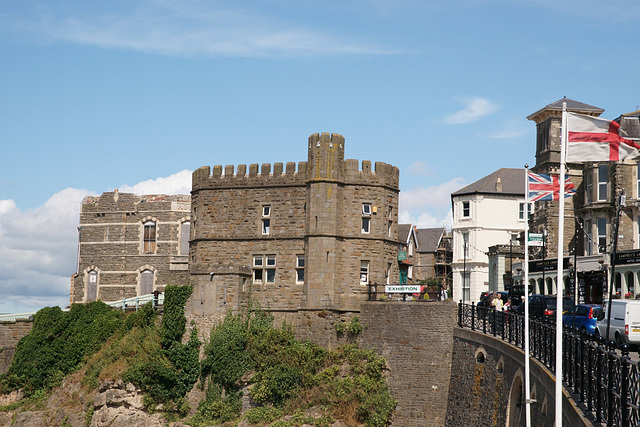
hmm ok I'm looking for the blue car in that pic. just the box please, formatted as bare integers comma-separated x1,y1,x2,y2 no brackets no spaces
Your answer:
563,304,602,335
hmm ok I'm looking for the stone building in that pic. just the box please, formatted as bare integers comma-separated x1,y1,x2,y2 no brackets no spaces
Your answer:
187,132,401,328
71,191,191,303
523,98,640,303
415,227,452,288
397,224,418,284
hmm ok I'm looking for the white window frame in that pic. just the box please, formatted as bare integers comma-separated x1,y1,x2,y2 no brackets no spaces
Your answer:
362,204,372,216
360,260,369,284
253,255,264,284
598,165,608,202
597,218,607,254
585,170,593,204
462,201,470,218
519,203,532,220
296,255,305,284
262,205,271,235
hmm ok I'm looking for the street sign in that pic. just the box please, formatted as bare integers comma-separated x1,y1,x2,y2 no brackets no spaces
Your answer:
397,251,407,261
385,285,420,293
529,233,544,247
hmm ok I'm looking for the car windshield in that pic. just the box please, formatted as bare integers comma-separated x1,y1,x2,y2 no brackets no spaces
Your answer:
544,298,573,310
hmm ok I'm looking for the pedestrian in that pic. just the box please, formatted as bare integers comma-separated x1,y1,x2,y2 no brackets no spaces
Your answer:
494,295,504,312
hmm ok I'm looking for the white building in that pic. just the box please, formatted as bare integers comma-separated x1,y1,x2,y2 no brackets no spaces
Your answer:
451,168,528,303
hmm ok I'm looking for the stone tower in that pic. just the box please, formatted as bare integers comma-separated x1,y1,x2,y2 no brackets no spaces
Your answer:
304,132,346,309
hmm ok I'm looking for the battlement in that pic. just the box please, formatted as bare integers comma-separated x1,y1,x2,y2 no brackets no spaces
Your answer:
192,133,399,191
192,161,309,190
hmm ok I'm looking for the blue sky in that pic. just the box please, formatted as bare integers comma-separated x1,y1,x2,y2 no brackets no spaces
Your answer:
1,0,639,313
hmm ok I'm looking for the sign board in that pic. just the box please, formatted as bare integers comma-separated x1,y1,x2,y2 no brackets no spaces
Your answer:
385,285,420,293
528,233,544,247
615,249,640,265
397,251,407,261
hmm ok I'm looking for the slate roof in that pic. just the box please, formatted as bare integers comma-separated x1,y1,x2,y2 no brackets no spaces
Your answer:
398,224,412,245
416,227,445,253
526,97,604,120
451,168,525,197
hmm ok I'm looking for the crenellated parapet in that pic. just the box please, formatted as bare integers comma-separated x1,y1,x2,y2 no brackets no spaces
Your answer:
192,161,309,190
342,159,399,189
193,133,399,191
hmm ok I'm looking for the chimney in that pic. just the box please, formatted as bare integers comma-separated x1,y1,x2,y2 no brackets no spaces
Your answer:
495,177,502,192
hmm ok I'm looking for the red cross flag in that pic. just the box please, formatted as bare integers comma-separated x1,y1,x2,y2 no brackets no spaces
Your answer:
566,112,640,162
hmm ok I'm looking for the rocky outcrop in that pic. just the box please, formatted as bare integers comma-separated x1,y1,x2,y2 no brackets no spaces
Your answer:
90,380,166,427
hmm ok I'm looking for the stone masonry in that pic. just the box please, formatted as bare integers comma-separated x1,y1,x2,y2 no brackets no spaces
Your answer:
187,132,401,328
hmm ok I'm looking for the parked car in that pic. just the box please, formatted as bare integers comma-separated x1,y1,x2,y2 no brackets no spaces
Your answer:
562,304,602,335
516,295,574,320
595,299,640,348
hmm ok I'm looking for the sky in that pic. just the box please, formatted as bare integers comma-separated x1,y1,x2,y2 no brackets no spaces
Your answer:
1,0,639,314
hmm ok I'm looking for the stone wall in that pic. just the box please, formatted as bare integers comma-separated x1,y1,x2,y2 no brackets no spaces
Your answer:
359,301,458,427
0,320,33,374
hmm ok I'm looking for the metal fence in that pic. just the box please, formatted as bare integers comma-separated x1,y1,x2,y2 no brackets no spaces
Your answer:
0,292,164,323
458,301,640,426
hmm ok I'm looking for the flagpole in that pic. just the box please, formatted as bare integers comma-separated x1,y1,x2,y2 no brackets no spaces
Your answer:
524,165,532,427
556,102,568,426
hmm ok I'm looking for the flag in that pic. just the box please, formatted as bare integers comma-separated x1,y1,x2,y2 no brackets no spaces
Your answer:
528,172,576,202
566,112,640,162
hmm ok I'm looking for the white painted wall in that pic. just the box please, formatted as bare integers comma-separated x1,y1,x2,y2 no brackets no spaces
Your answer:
452,193,527,303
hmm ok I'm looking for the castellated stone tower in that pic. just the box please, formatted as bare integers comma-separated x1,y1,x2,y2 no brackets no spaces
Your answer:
187,132,400,343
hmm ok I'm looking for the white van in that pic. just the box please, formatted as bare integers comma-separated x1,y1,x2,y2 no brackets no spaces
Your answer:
595,299,640,347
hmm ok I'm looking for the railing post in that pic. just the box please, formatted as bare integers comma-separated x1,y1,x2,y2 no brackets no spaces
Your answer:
471,302,476,331
458,300,463,327
620,343,630,427
607,340,616,426
595,336,606,423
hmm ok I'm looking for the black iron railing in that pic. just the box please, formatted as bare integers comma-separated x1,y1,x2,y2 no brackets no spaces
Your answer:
458,301,640,426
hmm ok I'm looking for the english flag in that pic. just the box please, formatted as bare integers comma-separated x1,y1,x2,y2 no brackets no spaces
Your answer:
528,172,575,202
566,112,640,162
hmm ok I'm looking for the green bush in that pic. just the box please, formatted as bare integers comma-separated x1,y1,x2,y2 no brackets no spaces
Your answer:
124,285,200,409
1,302,125,395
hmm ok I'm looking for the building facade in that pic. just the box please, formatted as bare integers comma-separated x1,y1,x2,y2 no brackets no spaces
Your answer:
451,168,528,303
187,132,401,320
71,191,191,303
414,227,452,289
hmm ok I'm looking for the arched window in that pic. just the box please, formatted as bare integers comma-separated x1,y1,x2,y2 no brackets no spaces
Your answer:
143,221,157,254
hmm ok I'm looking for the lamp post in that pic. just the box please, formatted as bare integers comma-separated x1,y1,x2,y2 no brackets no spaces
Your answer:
541,228,547,295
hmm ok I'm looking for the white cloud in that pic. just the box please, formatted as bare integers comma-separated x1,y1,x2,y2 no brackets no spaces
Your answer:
444,97,499,124
0,170,193,315
118,169,192,195
399,178,464,230
408,161,432,177
8,2,393,58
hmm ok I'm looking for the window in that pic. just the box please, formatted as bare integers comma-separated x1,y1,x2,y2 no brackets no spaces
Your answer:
360,260,369,284
362,203,371,234
585,170,593,204
462,201,470,218
386,263,392,285
253,254,276,284
296,255,305,283
143,221,157,254
387,207,393,237
585,219,592,256
598,165,608,201
637,164,640,199
462,232,469,258
462,272,470,302
262,205,271,235
519,203,532,220
408,265,413,279
597,218,607,254
179,221,190,256
253,255,264,283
